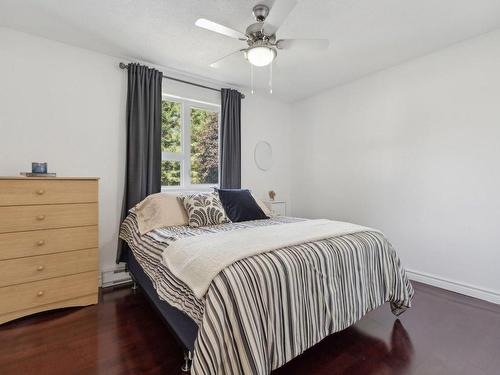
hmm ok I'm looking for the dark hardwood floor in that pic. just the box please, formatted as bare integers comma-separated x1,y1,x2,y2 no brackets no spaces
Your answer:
1,281,499,375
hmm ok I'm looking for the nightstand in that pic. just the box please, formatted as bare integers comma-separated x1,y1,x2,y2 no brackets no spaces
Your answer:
264,200,287,216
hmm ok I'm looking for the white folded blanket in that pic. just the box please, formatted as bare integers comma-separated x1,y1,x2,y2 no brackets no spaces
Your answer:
162,219,378,299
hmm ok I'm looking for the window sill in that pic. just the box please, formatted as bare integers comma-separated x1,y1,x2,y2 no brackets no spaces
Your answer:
161,185,218,193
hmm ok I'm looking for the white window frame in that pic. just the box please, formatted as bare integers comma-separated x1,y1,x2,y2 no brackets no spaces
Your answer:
161,94,221,192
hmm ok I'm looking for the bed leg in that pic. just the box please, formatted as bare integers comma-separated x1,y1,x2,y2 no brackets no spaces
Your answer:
129,273,138,292
181,350,193,373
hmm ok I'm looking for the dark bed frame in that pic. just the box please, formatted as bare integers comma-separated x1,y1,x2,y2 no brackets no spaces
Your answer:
126,249,198,372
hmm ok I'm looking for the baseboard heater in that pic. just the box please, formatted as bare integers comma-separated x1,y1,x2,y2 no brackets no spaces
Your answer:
101,266,132,288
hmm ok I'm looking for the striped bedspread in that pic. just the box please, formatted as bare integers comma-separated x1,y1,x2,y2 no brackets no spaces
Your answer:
120,213,414,375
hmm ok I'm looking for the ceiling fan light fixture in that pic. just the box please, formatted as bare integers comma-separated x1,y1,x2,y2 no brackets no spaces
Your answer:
245,46,276,67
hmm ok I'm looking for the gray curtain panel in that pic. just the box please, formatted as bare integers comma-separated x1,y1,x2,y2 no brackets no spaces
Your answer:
116,63,163,263
220,88,242,189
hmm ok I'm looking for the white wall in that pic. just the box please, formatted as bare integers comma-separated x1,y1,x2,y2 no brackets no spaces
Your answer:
0,27,293,275
291,30,500,303
242,94,292,210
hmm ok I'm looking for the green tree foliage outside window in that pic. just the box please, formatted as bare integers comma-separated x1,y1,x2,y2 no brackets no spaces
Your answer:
191,108,219,184
161,101,181,186
161,101,181,153
161,160,181,186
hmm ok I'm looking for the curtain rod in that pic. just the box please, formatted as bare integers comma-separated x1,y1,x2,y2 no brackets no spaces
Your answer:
119,62,245,99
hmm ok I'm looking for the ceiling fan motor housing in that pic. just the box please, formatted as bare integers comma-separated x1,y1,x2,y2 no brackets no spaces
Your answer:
252,4,269,22
246,23,277,46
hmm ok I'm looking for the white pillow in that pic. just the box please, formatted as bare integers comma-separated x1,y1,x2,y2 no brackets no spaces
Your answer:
251,193,272,217
134,192,188,235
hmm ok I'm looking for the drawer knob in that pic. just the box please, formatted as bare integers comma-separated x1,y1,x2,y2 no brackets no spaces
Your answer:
37,240,45,246
36,215,46,221
37,291,44,297
37,265,45,271
36,189,45,195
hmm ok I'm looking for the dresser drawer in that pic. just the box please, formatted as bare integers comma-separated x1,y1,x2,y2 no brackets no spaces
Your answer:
0,203,97,233
0,179,97,206
0,226,98,260
0,248,98,287
0,271,98,316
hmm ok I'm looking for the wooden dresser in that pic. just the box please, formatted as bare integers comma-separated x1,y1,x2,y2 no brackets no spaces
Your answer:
0,177,99,324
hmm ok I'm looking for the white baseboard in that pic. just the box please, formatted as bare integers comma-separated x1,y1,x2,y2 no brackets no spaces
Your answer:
406,269,500,305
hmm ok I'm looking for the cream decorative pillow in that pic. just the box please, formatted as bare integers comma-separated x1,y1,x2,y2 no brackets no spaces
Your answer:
179,192,230,227
134,192,188,235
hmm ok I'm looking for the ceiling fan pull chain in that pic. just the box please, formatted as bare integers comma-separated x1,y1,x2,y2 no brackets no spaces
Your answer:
269,62,273,94
251,64,255,95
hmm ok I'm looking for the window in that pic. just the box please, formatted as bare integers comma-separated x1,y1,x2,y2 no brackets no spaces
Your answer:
161,95,220,189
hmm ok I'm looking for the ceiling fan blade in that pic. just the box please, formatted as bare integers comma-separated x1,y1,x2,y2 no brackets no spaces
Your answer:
276,39,330,50
195,18,247,40
263,0,298,35
209,50,244,68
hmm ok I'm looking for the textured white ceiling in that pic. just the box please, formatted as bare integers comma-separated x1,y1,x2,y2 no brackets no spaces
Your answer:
1,0,500,102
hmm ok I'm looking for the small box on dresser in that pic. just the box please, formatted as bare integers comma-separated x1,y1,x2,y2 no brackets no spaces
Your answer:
0,177,99,325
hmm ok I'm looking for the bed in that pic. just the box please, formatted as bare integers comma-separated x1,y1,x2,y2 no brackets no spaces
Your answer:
120,212,414,374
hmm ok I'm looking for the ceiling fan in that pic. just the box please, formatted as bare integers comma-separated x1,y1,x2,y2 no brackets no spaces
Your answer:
195,0,329,69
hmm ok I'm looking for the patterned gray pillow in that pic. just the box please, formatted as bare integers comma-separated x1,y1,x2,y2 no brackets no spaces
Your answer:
178,192,230,227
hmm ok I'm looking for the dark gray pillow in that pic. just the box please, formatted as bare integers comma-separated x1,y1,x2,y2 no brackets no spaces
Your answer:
216,189,269,222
